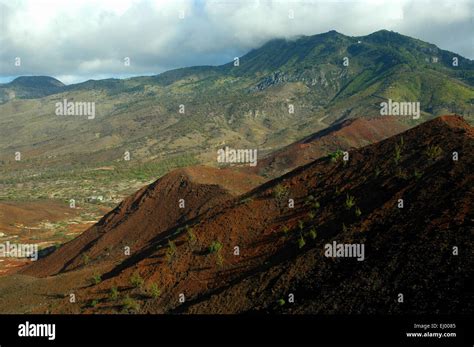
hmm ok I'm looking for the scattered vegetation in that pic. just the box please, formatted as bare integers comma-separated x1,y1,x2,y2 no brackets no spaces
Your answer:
345,194,356,210
89,299,99,308
82,254,90,266
281,226,290,234
308,228,317,240
186,226,196,245
92,273,102,285
277,298,286,306
274,184,288,199
149,283,161,299
209,241,223,254
355,207,362,217
208,241,224,267
273,184,289,211
109,286,119,300
122,295,140,313
394,136,404,165
166,240,178,262
216,252,224,267
394,145,402,164
329,149,344,162
130,271,144,289
425,145,443,160
298,236,306,249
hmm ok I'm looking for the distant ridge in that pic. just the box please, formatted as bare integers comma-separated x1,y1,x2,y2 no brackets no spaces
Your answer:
245,115,410,178
0,76,65,102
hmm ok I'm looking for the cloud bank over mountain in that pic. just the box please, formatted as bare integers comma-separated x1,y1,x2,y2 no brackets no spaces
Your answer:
0,0,472,84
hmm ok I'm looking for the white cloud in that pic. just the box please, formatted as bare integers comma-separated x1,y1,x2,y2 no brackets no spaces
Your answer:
0,0,472,84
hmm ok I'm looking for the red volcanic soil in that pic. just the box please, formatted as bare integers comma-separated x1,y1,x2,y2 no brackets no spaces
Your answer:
2,115,472,315
20,166,264,278
0,200,92,276
246,115,409,178
0,200,77,234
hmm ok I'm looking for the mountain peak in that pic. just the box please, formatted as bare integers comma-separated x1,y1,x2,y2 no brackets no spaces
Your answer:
322,29,344,36
10,76,65,88
430,114,473,134
362,29,413,44
0,75,66,103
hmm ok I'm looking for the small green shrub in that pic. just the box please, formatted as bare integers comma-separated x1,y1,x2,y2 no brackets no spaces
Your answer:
92,273,101,285
166,240,177,262
273,184,289,211
298,236,306,249
130,271,144,289
209,241,223,254
122,295,140,313
355,207,362,217
110,286,119,300
216,252,224,267
149,283,161,299
274,184,288,199
308,228,317,240
393,137,404,165
345,194,356,210
425,145,443,160
329,150,344,162
277,298,285,306
394,145,402,165
186,226,196,245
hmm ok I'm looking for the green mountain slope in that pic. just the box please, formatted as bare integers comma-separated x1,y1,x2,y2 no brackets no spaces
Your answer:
0,29,473,204
0,76,65,103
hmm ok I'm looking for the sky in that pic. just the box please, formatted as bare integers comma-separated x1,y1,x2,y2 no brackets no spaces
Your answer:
0,0,473,84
